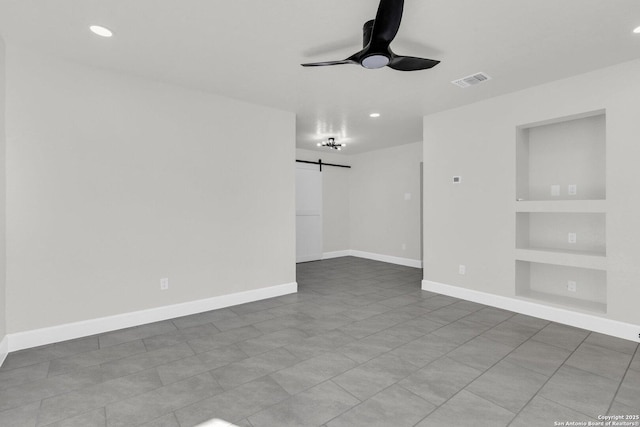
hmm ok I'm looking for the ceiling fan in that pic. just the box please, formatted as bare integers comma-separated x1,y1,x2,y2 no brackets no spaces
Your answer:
301,0,440,71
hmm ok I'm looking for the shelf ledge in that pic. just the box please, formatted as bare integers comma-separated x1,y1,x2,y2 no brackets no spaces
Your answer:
515,248,607,270
515,200,606,213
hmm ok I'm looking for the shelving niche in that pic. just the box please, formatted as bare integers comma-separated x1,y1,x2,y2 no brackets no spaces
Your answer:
515,110,607,314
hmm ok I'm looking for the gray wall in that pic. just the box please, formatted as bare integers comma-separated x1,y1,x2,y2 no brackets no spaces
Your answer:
0,37,6,342
350,142,422,262
5,47,296,334
423,58,640,326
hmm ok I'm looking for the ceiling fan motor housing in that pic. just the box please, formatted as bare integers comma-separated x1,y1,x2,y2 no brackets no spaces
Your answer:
361,20,390,69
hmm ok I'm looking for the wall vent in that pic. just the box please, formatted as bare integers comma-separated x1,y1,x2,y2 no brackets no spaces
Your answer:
451,72,492,88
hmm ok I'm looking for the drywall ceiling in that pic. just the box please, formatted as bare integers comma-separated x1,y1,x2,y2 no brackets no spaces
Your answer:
1,0,639,154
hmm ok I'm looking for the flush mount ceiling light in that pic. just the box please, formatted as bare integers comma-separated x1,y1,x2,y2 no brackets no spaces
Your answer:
89,25,113,37
317,137,346,151
634,26,640,34
369,113,381,118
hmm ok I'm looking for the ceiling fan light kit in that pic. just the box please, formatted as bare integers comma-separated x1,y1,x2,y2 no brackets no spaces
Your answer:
317,137,346,150
301,0,440,72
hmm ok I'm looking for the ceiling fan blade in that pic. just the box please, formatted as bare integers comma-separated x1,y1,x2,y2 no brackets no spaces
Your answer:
387,55,440,71
371,0,404,46
301,59,357,67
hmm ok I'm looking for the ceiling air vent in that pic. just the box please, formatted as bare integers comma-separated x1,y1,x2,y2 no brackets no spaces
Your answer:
451,72,492,88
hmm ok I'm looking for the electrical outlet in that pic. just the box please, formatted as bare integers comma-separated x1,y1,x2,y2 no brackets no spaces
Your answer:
567,281,577,292
551,185,561,196
568,233,577,244
160,278,169,290
459,265,466,275
568,184,577,196
404,193,412,201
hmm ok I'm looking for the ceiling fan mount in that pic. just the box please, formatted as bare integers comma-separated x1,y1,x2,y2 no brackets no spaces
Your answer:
302,0,440,72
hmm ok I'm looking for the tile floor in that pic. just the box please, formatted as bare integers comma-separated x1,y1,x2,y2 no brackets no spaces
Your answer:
0,256,638,426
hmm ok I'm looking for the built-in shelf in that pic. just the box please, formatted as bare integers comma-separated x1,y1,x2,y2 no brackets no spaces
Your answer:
515,200,606,213
515,248,607,270
515,110,607,316
517,290,607,315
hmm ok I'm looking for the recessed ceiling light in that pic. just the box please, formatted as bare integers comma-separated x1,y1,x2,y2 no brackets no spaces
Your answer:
634,26,640,34
369,113,381,118
89,25,113,38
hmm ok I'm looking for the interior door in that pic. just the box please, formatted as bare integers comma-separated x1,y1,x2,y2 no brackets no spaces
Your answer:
296,162,323,262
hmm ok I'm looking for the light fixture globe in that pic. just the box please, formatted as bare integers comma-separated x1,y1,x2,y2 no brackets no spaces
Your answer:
361,54,390,69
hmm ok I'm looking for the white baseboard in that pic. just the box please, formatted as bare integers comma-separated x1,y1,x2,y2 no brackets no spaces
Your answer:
7,282,298,353
319,250,422,269
422,280,640,343
0,335,8,367
322,250,352,260
350,250,422,269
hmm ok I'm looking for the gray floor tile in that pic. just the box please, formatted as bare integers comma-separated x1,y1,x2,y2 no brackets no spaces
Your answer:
47,340,147,376
270,352,357,394
99,321,178,348
172,308,239,330
142,323,220,352
0,362,50,391
608,400,639,416
326,384,436,427
140,412,180,427
414,390,515,427
481,319,540,347
504,339,571,376
0,337,99,373
430,318,491,345
565,342,632,381
0,402,40,427
462,307,514,326
0,365,105,411
399,356,482,405
187,326,263,354
332,353,419,400
628,348,640,372
615,368,640,409
212,310,276,332
416,295,459,310
252,314,315,334
584,332,639,355
422,306,474,324
99,342,195,380
174,377,290,426
37,368,163,425
236,328,309,356
284,330,355,360
531,323,589,351
389,333,460,367
211,348,299,390
510,396,596,427
447,336,514,371
508,313,550,330
539,365,619,417
44,408,107,427
248,381,360,427
465,360,548,413
106,372,222,426
156,344,248,385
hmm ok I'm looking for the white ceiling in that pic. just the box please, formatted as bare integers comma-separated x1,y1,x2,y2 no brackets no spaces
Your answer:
1,0,639,154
